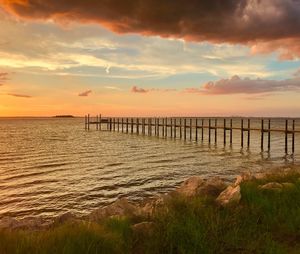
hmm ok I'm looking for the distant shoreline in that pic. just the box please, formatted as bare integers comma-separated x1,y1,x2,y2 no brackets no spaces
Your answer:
53,115,75,118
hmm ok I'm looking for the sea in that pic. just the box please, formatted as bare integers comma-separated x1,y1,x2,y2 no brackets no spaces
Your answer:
0,117,299,220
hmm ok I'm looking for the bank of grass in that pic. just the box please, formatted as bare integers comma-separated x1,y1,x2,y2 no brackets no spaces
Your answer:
1,171,300,254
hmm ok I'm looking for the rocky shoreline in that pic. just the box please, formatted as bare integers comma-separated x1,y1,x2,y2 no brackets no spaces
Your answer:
1,168,299,231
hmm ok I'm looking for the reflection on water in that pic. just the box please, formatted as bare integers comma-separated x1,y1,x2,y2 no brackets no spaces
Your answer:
0,117,299,220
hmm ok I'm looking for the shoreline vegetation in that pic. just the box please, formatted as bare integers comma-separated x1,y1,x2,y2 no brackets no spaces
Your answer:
1,168,300,253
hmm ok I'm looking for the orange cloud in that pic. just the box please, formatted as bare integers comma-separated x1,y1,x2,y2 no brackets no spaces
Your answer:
1,0,300,58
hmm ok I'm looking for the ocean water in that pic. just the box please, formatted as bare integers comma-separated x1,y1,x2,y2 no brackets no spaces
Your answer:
0,117,299,220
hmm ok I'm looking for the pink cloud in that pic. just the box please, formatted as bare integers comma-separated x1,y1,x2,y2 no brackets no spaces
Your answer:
8,93,32,98
78,90,92,97
184,75,300,95
0,72,9,85
131,86,177,93
131,86,148,93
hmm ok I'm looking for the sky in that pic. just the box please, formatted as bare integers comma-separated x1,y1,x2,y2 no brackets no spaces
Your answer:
0,0,300,117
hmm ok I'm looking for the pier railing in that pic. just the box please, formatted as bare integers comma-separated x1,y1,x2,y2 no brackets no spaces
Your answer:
84,115,298,155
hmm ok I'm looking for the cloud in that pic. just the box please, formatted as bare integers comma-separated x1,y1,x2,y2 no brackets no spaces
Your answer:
294,69,300,77
78,89,92,96
184,75,300,95
0,72,9,85
131,86,148,93
1,0,300,58
7,93,32,98
131,86,177,93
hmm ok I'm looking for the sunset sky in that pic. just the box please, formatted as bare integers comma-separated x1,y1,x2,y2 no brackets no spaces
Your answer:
0,0,300,117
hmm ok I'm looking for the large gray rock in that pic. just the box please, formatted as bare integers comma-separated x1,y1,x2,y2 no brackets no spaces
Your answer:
176,176,205,197
0,216,50,230
200,177,227,197
89,198,139,221
216,185,241,207
53,212,76,225
258,182,283,191
234,173,256,186
0,216,19,229
139,195,169,218
176,176,226,197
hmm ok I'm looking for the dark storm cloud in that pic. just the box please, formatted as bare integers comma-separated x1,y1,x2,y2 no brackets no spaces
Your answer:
2,0,300,58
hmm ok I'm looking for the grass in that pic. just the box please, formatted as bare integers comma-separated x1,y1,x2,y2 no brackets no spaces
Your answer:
1,171,300,254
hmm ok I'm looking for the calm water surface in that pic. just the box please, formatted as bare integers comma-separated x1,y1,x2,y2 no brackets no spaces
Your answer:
0,117,299,220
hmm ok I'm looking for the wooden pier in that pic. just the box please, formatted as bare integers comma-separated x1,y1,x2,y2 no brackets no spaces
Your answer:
85,115,298,155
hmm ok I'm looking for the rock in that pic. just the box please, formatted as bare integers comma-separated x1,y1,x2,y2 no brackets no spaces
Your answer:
17,217,46,230
234,173,256,186
54,212,76,225
139,195,169,218
254,173,266,180
258,182,283,191
89,198,139,221
131,221,154,235
0,216,19,229
198,177,227,197
216,185,241,207
176,176,226,197
176,176,205,197
0,216,51,230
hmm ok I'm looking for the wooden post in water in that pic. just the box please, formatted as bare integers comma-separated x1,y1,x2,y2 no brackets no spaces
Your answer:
202,119,204,141
268,119,271,151
165,118,168,137
137,118,139,134
184,118,187,140
126,118,129,133
180,118,182,139
214,119,217,144
208,119,211,144
85,115,87,130
121,118,124,132
99,114,102,131
174,118,177,138
223,119,226,145
161,118,165,137
131,118,133,134
292,119,295,154
241,119,244,148
230,119,233,145
190,118,192,140
285,119,288,154
157,118,160,137
247,119,250,148
96,115,99,130
88,114,90,130
170,118,173,138
261,119,264,150
195,119,198,141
